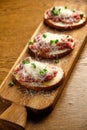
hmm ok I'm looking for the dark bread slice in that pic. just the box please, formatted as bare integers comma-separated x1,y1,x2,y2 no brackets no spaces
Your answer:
29,47,72,59
44,8,87,30
12,58,64,91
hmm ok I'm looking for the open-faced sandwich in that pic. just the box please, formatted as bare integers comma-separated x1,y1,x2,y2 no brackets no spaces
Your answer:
13,57,64,91
44,6,87,30
29,32,75,58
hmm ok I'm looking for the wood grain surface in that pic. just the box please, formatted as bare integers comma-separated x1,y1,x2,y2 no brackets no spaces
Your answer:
0,103,27,130
0,0,87,130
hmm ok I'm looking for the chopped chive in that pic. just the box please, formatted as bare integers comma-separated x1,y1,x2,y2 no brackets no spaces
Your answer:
38,70,44,76
9,81,15,87
22,60,26,64
72,10,75,12
22,60,30,64
67,35,71,41
28,41,34,45
52,7,55,10
31,63,36,69
51,7,55,14
43,68,48,72
50,39,59,45
65,6,67,9
38,68,48,76
80,14,84,19
67,35,70,39
68,38,71,41
51,7,61,16
50,40,55,45
55,39,59,43
56,8,61,15
55,59,59,63
67,35,70,38
42,34,47,38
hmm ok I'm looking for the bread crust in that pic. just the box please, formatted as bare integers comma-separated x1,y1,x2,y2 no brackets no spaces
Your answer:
29,47,72,59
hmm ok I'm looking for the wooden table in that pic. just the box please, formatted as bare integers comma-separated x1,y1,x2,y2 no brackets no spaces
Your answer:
0,0,87,130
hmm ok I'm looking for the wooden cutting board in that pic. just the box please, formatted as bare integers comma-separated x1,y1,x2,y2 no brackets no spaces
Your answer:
0,0,87,113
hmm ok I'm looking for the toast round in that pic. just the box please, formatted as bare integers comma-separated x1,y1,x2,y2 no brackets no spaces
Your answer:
29,32,75,59
13,58,64,91
44,6,87,30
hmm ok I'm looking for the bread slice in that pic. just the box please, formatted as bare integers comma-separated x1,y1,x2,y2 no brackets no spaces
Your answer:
29,32,75,59
12,57,64,91
44,6,87,30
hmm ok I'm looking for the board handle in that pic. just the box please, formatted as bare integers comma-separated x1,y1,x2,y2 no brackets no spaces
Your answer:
0,103,27,130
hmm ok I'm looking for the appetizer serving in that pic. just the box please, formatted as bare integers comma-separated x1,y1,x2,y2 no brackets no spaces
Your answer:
44,6,87,30
13,57,64,91
29,32,75,58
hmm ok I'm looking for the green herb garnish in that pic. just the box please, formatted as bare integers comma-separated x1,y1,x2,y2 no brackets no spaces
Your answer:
56,8,61,15
65,6,67,9
67,35,71,41
31,63,36,69
43,34,47,38
55,39,59,43
9,81,15,87
51,7,55,14
28,41,34,45
67,35,69,38
51,7,61,16
50,39,59,45
80,14,84,19
22,60,30,64
38,68,48,76
55,59,59,63
43,68,48,72
72,10,76,13
50,40,55,45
